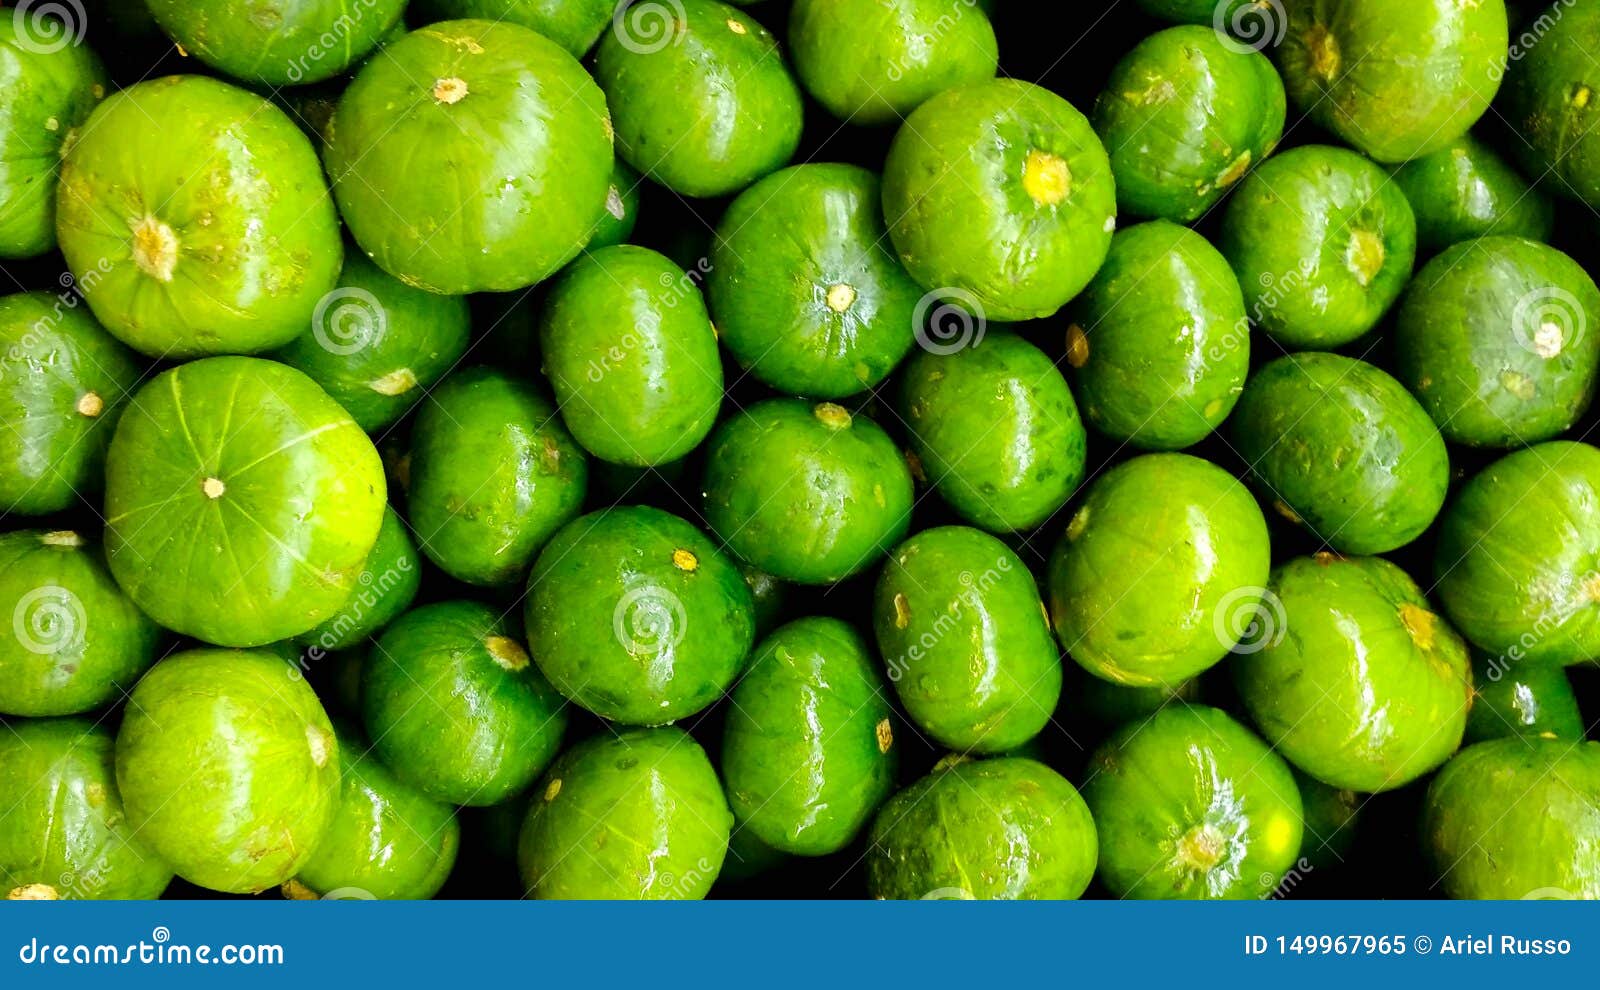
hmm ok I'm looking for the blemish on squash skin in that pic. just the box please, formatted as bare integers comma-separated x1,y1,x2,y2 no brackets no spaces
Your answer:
432,77,469,104
75,391,103,417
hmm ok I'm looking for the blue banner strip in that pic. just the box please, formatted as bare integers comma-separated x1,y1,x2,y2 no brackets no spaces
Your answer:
1,901,1593,987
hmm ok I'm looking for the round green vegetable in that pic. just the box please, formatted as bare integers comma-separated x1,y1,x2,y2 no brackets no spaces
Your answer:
595,0,802,197
1276,0,1508,163
1233,554,1474,793
873,526,1062,753
525,506,755,725
1093,25,1285,223
1424,738,1600,899
0,529,160,717
412,0,613,57
722,617,896,856
899,330,1086,532
0,19,106,258
539,246,723,466
272,253,471,434
708,163,923,399
104,356,386,648
866,757,1097,900
1083,705,1303,899
116,648,341,894
518,727,732,899
1230,352,1449,554
288,723,460,900
1499,0,1600,208
1220,144,1416,349
1394,235,1600,448
590,158,641,249
1434,442,1600,667
0,719,172,900
787,0,998,126
1466,654,1583,744
146,0,406,85
1066,220,1249,450
883,78,1116,321
407,367,586,587
703,399,913,585
364,602,567,807
0,292,141,516
326,20,613,293
1389,132,1554,252
57,75,343,357
1048,452,1270,687
296,507,420,653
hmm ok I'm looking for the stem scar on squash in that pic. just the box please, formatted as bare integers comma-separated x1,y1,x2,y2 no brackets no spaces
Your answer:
1022,149,1071,207
202,477,226,499
672,548,698,572
75,391,103,417
432,77,469,105
131,215,178,282
485,635,530,671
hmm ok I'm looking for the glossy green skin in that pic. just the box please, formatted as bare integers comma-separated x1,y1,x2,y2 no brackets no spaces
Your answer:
0,531,160,717
116,649,340,893
0,21,105,258
723,617,896,855
1394,236,1600,448
272,253,471,433
147,0,405,85
1500,0,1600,208
1068,221,1248,450
327,21,613,294
1220,145,1416,349
709,164,923,399
1233,555,1474,793
1048,453,1270,687
293,723,460,900
703,399,913,585
1466,654,1583,744
297,507,420,652
414,0,613,56
590,158,641,249
1390,133,1554,252
1230,352,1449,554
1294,770,1359,871
105,357,386,648
1424,739,1600,899
1093,26,1285,223
407,367,586,587
867,757,1097,900
1277,0,1509,163
595,0,802,198
0,719,171,900
873,527,1062,753
900,331,1086,532
787,0,998,126
525,506,755,725
57,76,342,358
518,727,732,899
0,293,141,515
540,246,723,466
364,601,569,807
883,79,1116,322
1084,705,1303,900
1434,442,1600,666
